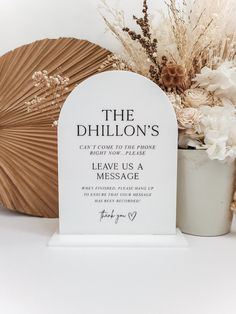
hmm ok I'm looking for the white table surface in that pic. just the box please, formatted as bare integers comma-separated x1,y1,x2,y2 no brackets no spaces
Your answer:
0,205,236,314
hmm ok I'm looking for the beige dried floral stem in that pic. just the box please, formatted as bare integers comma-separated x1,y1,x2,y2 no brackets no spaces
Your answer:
163,0,236,73
25,70,70,126
0,37,112,217
231,171,236,214
164,0,212,77
99,0,153,77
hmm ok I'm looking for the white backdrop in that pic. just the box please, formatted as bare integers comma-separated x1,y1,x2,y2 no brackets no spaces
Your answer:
0,0,165,56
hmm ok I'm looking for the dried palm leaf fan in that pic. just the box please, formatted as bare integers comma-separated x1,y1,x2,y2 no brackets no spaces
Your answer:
0,37,112,217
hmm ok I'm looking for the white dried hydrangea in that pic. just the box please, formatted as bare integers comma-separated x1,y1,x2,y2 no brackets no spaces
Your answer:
194,61,236,104
198,104,236,161
174,99,236,163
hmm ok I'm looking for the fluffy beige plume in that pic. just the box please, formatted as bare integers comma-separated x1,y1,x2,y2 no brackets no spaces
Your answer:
151,0,236,76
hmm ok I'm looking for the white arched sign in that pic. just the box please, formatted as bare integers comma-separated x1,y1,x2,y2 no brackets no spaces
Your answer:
49,71,186,246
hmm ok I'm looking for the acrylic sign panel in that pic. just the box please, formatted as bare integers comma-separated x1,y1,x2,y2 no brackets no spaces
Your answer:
58,71,177,234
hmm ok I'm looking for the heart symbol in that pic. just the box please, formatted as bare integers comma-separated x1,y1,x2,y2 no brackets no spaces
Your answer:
128,211,137,222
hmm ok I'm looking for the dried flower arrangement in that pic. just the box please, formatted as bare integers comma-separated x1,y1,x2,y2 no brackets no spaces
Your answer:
99,0,236,162
25,69,69,126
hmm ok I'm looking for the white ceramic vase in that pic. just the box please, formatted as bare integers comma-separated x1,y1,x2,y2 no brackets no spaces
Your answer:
177,149,235,236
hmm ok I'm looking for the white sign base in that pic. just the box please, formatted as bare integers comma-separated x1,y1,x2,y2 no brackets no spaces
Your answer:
48,229,187,248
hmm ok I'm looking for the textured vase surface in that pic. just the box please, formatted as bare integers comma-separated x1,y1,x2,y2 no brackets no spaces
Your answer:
177,149,235,236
